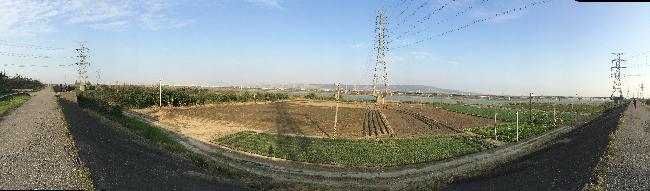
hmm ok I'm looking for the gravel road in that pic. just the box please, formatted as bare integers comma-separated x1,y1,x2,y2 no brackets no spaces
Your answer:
441,105,626,191
59,99,249,190
604,103,650,190
0,89,90,189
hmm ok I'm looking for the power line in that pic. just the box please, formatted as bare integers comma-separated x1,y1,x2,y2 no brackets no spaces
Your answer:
394,0,492,41
0,40,65,51
383,0,409,15
396,0,431,29
1,63,73,68
394,0,551,49
396,0,459,38
0,51,74,59
626,50,650,60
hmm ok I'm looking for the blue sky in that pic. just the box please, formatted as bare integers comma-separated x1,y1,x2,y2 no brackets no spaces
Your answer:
0,0,649,97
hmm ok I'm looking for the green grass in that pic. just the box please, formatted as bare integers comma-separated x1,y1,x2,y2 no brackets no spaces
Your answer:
467,123,558,142
487,102,612,114
215,131,494,167
0,94,30,116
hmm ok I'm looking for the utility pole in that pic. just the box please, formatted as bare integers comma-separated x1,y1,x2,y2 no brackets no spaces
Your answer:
96,69,102,85
529,93,533,122
576,93,580,121
494,113,498,141
372,10,390,104
159,79,162,107
516,112,519,142
75,41,90,91
611,53,626,101
333,83,341,138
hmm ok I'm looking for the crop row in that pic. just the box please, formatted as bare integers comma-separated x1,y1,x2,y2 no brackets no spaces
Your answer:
428,102,575,125
468,123,557,142
216,131,494,167
485,102,612,114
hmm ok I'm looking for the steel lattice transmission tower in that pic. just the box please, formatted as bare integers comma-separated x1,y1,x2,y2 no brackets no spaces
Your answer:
640,83,644,99
610,52,626,100
372,10,390,104
75,42,91,89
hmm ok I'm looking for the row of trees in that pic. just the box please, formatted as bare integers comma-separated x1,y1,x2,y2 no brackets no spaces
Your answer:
78,85,289,109
0,72,43,93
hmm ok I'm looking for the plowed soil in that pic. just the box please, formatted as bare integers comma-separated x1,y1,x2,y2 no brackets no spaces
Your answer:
134,100,497,141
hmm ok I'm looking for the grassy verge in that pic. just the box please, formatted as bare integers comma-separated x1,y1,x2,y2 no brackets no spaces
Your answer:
467,123,558,142
74,102,276,190
215,131,494,167
0,94,30,116
582,104,626,191
56,102,95,190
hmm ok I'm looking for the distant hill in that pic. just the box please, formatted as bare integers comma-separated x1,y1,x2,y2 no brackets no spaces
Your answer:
264,84,477,95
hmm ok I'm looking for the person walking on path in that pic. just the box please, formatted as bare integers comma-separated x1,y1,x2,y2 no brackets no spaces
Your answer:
633,98,637,109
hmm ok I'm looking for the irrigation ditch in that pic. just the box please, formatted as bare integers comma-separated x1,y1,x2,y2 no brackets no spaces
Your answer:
121,104,624,190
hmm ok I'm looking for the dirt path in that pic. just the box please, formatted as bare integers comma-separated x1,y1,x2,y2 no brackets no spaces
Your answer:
604,103,650,190
440,104,625,191
0,89,90,189
59,100,249,190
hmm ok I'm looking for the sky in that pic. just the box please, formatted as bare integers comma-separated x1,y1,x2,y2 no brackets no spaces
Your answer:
0,0,649,97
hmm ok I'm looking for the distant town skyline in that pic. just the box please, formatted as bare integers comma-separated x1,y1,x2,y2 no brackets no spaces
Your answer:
0,0,649,97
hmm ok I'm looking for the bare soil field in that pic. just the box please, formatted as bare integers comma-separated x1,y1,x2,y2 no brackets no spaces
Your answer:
134,100,497,141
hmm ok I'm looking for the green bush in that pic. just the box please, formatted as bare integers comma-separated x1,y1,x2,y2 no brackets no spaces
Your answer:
79,85,289,109
0,72,43,93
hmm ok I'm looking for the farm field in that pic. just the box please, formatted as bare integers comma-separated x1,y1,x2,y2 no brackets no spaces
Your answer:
133,99,499,141
215,131,494,167
82,86,614,168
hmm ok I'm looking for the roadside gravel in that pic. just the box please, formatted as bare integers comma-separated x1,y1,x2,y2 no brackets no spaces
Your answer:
0,89,90,189
604,103,650,190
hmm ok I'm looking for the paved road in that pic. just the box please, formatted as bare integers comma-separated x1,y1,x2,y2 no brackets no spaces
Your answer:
604,103,650,190
441,105,626,191
0,89,89,189
59,100,249,190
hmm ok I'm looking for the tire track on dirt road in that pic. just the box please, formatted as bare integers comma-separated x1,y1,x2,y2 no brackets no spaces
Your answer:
59,100,250,190
0,89,91,190
440,104,626,191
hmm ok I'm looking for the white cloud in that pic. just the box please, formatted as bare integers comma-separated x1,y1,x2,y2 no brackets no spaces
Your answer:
408,51,431,59
246,0,284,9
388,51,460,66
90,20,130,31
388,51,430,64
0,0,192,36
350,43,368,49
